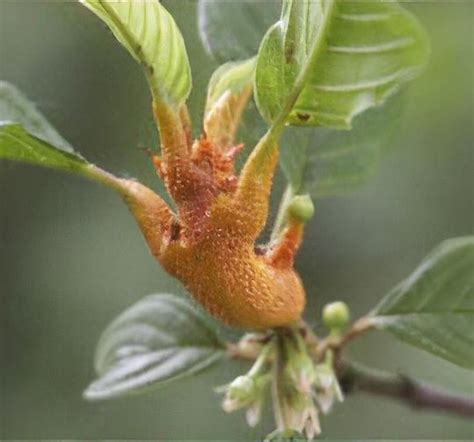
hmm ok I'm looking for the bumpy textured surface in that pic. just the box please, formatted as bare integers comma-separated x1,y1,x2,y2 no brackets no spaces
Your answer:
121,101,306,329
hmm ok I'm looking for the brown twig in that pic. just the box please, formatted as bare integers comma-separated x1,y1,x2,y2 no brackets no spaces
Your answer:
338,359,474,418
316,316,374,360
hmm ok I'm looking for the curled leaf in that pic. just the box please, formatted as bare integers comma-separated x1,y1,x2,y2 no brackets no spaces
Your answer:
255,0,429,129
80,0,192,107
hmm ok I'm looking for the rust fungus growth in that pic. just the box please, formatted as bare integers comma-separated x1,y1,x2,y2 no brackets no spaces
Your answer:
118,95,307,330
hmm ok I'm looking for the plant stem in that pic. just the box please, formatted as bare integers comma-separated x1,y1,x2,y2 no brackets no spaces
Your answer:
270,184,295,243
248,341,275,377
272,332,292,431
81,164,128,194
226,343,261,361
338,359,474,418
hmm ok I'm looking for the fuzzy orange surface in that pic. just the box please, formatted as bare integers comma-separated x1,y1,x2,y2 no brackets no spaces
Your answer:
160,195,306,329
120,101,306,330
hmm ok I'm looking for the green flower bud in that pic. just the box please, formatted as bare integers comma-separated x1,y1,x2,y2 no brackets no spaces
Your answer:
283,335,317,394
285,355,316,393
284,395,321,439
322,301,350,331
228,375,255,401
288,194,315,223
222,372,271,414
314,362,344,414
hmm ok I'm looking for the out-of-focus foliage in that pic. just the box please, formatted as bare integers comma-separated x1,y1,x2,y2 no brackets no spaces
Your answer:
198,0,281,62
280,94,402,196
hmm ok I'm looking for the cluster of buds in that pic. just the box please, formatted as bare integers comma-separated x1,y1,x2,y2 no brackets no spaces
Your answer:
314,354,344,415
277,332,322,439
220,304,350,440
220,336,275,427
275,331,344,439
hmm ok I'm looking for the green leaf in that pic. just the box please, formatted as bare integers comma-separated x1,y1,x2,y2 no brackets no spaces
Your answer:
280,93,402,197
80,0,191,107
0,81,73,153
0,81,88,172
255,0,429,129
0,123,88,173
0,81,127,193
198,0,281,62
370,237,474,369
84,294,226,401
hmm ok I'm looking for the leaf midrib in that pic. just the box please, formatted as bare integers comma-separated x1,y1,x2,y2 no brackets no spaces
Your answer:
374,309,474,318
272,0,336,133
98,0,165,102
0,125,85,162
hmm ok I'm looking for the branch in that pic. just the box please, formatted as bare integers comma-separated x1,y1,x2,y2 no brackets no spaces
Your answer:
338,360,474,418
316,316,374,360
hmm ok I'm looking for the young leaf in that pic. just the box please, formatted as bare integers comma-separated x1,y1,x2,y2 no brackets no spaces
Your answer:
280,93,402,197
370,237,474,369
0,123,89,174
84,294,226,401
255,0,429,130
0,81,129,194
204,58,255,149
80,0,191,108
198,0,281,62
0,81,89,172
0,81,74,153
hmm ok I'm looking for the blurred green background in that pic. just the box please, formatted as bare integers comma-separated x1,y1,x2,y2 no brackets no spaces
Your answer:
1,0,473,439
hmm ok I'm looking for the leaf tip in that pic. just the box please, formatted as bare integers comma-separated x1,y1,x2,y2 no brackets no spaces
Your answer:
82,382,101,402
